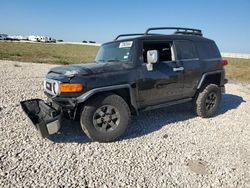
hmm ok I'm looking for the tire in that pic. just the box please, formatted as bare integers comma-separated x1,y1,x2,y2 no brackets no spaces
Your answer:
80,93,130,142
195,84,221,118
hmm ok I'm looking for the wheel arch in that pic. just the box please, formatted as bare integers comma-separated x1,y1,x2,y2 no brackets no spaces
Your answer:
76,84,138,116
197,70,225,90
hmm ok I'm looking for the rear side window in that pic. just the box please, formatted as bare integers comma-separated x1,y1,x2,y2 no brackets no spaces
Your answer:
197,41,221,59
175,40,198,60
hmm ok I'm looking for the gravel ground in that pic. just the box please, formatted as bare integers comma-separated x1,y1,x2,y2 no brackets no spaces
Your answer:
0,60,249,188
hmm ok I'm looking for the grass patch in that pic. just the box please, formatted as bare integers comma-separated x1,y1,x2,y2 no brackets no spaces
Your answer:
0,41,99,64
224,58,250,82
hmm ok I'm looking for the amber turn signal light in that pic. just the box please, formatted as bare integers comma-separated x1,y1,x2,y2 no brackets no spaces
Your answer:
59,83,84,93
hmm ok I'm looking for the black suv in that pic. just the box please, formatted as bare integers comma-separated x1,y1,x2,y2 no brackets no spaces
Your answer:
21,27,228,142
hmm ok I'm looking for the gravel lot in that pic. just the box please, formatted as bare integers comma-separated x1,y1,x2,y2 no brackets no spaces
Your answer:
0,60,249,187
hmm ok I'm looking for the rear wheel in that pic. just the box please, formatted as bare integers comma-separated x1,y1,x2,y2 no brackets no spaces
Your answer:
80,93,130,142
195,84,221,118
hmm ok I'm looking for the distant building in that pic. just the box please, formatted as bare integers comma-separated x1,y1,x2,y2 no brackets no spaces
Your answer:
0,34,8,40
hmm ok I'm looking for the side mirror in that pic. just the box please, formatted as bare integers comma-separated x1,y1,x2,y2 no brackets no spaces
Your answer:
146,50,158,71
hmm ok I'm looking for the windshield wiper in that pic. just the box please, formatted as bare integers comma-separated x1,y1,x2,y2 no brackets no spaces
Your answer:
107,59,121,62
97,59,122,63
97,59,105,63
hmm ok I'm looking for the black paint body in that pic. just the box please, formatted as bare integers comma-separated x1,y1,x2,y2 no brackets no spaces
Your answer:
45,34,226,114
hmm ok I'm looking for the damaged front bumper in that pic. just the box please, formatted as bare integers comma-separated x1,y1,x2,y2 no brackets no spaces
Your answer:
20,99,62,138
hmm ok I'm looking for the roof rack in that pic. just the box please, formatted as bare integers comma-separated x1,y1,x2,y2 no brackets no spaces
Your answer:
114,27,203,40
145,27,203,36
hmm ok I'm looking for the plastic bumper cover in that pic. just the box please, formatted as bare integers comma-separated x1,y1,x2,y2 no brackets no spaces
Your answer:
20,99,62,138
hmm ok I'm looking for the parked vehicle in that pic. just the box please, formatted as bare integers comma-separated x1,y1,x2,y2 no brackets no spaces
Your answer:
5,36,20,41
40,36,56,43
21,27,228,142
47,38,56,43
0,34,8,40
14,35,29,41
28,35,40,42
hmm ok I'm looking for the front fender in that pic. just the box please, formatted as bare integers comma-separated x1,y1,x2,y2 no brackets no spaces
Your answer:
76,84,138,112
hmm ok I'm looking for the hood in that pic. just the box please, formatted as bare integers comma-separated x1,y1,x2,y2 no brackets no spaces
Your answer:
48,62,133,77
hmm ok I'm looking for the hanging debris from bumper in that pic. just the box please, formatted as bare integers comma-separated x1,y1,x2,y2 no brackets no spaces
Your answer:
20,99,62,138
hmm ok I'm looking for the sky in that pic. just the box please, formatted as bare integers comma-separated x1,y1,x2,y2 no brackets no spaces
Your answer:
0,0,250,53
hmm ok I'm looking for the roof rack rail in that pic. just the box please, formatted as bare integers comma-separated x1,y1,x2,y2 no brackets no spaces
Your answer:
115,33,144,40
145,27,203,36
114,33,162,40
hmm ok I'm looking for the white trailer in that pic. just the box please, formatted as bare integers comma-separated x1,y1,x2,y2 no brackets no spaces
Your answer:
28,35,40,42
28,35,56,43
40,36,56,43
15,35,28,40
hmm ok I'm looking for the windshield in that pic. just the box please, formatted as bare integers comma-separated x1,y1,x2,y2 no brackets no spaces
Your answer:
95,41,134,63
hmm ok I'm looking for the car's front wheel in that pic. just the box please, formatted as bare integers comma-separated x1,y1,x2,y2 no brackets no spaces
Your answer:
80,93,130,142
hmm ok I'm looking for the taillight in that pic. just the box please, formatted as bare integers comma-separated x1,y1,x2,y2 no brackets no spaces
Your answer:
222,59,228,66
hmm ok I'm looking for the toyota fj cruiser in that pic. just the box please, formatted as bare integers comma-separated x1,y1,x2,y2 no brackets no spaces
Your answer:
21,27,228,142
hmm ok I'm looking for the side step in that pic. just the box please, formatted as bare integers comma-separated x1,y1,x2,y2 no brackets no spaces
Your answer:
141,98,192,111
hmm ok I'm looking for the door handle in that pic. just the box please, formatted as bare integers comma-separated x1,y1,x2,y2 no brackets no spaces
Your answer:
173,67,184,72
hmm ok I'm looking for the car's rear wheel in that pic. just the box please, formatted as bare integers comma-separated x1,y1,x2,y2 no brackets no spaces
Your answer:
80,93,130,142
195,84,221,118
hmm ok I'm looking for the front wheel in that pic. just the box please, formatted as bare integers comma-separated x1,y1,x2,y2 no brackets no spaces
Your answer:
80,93,130,142
194,84,222,118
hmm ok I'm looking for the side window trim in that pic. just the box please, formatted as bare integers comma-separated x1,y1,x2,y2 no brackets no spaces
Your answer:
174,40,199,61
170,43,176,61
141,40,175,63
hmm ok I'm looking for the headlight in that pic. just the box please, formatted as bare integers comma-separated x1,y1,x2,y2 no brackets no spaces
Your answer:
59,83,84,93
52,82,60,95
44,79,61,96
